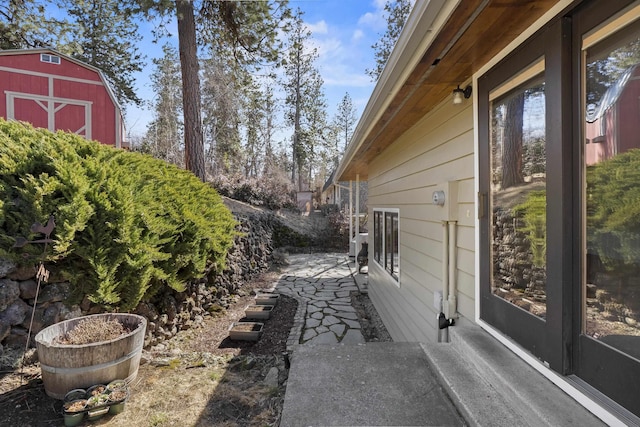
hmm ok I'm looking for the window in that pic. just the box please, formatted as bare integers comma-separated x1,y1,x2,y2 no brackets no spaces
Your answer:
373,208,399,281
489,59,547,319
40,53,60,64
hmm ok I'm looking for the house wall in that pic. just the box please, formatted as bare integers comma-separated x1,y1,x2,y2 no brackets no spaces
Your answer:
368,96,475,343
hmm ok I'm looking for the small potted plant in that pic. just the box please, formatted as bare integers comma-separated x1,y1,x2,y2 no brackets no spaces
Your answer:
62,399,86,427
86,393,109,421
86,384,106,397
106,379,128,414
107,388,128,414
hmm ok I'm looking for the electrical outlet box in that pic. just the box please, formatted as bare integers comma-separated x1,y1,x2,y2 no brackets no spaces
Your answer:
432,181,459,221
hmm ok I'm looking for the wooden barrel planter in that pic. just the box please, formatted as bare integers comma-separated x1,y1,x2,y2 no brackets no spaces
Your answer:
35,313,146,400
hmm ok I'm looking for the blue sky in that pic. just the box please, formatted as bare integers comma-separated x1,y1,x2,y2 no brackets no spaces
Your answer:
126,0,388,138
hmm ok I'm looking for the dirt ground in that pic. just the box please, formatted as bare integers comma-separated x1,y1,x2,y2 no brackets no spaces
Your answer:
0,263,388,427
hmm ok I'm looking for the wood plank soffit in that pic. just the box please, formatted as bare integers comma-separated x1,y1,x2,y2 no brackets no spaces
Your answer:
340,0,559,181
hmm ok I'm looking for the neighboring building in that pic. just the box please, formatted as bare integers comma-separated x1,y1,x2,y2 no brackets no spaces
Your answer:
585,63,640,165
0,48,126,148
335,0,640,423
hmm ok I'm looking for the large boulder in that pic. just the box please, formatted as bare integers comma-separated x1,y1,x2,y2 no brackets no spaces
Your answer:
0,279,20,312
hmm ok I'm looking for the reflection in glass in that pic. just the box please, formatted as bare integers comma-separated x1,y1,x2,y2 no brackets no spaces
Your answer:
385,212,398,279
374,211,382,264
584,23,640,360
490,73,547,318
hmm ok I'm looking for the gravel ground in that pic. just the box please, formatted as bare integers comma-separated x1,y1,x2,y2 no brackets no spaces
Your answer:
0,260,392,427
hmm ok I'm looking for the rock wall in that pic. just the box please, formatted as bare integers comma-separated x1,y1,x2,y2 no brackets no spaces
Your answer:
0,210,298,350
493,207,546,294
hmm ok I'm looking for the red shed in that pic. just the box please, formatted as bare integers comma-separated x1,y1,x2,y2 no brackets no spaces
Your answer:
0,48,126,148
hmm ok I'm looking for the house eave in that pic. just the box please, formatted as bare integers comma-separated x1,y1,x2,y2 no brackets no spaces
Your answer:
336,0,561,182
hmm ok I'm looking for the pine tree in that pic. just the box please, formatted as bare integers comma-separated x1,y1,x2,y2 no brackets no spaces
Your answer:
334,93,358,155
201,54,243,176
0,0,75,51
142,43,183,166
243,81,265,178
283,8,328,191
136,0,289,181
63,0,145,106
366,0,412,81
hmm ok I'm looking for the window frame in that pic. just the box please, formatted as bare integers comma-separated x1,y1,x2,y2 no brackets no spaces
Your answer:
40,53,60,64
373,207,400,283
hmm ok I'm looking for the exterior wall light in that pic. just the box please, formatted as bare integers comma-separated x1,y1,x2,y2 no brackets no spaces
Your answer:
452,85,472,104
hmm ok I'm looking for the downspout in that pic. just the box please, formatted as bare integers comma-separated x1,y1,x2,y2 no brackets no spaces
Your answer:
441,221,449,342
448,221,458,322
439,220,458,342
349,180,353,256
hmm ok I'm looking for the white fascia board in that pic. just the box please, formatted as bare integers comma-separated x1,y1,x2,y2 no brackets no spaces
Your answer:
335,0,459,182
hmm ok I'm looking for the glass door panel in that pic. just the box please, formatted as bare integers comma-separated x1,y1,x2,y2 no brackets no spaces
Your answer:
583,16,640,362
490,64,548,319
576,3,640,417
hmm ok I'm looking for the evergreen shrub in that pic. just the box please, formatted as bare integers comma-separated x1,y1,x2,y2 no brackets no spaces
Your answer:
587,148,640,274
0,119,237,310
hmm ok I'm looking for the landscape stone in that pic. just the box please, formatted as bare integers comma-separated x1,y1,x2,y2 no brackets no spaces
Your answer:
341,329,365,344
334,312,359,320
7,265,36,282
330,323,346,337
18,280,38,300
305,318,321,328
0,299,30,326
303,329,317,341
343,319,361,329
0,258,16,279
309,331,338,344
330,304,356,313
322,316,340,326
38,282,70,304
263,367,279,388
306,305,321,313
0,279,20,313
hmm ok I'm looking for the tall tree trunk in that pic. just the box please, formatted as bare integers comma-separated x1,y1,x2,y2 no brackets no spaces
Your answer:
502,92,525,189
176,0,205,181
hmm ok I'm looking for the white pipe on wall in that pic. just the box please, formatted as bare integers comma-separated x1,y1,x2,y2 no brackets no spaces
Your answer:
349,180,353,255
355,174,360,256
442,221,449,306
448,220,458,320
441,221,449,342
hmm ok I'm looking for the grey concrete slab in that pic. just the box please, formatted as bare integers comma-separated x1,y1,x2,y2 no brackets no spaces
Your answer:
281,342,464,427
421,326,607,427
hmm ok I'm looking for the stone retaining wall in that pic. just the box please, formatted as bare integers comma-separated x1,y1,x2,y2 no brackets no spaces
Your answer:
0,209,303,350
492,207,546,293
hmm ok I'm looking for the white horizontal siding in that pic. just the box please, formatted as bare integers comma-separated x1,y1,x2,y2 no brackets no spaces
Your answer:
368,97,475,343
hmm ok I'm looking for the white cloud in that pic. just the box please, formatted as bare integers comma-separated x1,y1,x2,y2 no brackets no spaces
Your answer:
306,19,329,35
357,0,387,30
352,29,364,42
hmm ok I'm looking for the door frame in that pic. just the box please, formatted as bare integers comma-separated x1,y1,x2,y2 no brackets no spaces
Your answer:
478,17,572,373
571,0,640,417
